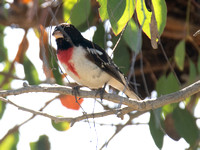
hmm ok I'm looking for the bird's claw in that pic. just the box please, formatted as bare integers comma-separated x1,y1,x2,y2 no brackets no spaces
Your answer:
95,84,107,101
72,86,80,100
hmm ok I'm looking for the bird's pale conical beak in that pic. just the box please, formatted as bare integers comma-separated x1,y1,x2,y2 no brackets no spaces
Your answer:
52,30,64,39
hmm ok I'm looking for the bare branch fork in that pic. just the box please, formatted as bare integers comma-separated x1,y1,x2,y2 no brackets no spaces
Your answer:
0,80,200,124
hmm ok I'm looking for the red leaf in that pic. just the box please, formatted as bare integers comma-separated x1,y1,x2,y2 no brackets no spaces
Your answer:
59,95,84,110
14,33,29,64
20,0,32,4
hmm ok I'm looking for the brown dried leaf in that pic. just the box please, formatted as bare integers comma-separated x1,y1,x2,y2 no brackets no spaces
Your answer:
164,114,181,141
150,4,159,49
38,25,52,79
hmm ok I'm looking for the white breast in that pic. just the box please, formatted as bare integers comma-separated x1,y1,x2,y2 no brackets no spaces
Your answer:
61,46,112,89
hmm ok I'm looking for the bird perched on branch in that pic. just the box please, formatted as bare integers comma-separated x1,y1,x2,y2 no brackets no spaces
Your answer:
52,23,141,100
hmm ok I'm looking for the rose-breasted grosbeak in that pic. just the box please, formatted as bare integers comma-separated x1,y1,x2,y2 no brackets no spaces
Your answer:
52,23,140,100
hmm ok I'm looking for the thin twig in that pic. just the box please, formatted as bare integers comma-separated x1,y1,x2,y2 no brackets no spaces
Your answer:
0,95,59,143
100,111,147,150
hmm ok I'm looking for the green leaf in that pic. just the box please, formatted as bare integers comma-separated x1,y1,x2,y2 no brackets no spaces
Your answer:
50,54,63,85
51,118,70,131
136,0,167,39
173,107,199,145
70,0,91,27
123,19,142,53
23,56,40,85
174,40,185,71
97,0,109,21
113,37,130,74
149,110,164,149
0,25,7,62
156,73,179,97
166,73,180,93
63,0,77,23
189,60,197,83
0,101,5,119
159,73,179,116
93,23,105,49
162,103,176,117
107,0,135,35
30,135,50,150
156,75,166,97
0,61,14,89
197,56,200,74
0,132,19,150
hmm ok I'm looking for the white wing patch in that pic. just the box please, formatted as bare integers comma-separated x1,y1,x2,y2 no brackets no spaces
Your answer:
87,48,103,55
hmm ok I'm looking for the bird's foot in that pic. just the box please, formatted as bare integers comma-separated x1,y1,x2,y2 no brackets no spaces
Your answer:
95,84,107,101
72,86,81,101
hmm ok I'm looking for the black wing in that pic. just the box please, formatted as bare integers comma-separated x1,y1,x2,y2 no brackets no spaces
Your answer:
80,38,125,86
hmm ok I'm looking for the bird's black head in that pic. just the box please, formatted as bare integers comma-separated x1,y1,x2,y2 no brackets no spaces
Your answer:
52,23,83,47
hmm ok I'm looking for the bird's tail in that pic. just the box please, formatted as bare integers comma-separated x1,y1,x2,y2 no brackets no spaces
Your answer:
124,82,141,100
108,77,141,100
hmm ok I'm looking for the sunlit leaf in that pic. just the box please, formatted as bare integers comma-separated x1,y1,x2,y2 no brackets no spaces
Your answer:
23,56,40,85
63,0,78,23
51,117,70,131
59,95,84,110
123,19,142,53
14,33,29,64
136,0,167,39
97,0,109,21
113,37,130,74
107,0,135,35
0,132,19,150
162,103,176,117
173,107,198,145
30,135,50,150
149,110,164,149
174,40,185,71
70,0,91,27
93,23,105,49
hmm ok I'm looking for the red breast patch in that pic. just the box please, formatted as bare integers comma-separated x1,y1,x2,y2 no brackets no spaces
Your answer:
57,48,80,78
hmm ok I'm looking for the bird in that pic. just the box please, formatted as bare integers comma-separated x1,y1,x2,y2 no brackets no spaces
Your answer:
52,23,141,100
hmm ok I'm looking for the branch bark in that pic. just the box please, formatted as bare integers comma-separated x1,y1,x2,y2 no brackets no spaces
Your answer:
1,80,200,110
0,80,200,123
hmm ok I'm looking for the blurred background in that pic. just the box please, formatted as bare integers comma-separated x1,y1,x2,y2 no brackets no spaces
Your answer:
0,0,200,149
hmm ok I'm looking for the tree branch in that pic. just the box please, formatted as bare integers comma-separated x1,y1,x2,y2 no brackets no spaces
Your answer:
0,96,122,125
0,80,200,111
0,80,199,124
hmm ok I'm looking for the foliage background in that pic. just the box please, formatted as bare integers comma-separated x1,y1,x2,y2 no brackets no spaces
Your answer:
0,0,200,149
